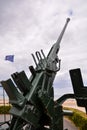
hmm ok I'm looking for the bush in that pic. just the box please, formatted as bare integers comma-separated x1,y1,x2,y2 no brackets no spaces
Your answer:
64,107,87,130
0,105,11,114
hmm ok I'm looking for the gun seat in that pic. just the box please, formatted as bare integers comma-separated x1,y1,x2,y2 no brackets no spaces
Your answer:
69,68,87,107
1,79,26,107
11,71,32,95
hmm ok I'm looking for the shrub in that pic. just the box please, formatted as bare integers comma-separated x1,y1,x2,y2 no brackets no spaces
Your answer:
0,105,11,114
64,107,87,130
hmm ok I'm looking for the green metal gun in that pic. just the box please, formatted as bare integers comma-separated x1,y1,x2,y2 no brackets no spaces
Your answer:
1,18,70,130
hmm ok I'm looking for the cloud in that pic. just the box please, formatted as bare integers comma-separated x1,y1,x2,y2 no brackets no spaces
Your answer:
0,0,87,98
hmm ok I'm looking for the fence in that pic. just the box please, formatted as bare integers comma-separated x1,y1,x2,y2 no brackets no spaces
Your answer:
0,86,11,124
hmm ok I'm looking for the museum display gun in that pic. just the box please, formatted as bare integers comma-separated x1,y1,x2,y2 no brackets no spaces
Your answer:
0,18,72,130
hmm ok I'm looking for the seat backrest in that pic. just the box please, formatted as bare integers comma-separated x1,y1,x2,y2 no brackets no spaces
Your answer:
11,71,32,95
69,68,84,96
69,68,87,108
1,79,26,107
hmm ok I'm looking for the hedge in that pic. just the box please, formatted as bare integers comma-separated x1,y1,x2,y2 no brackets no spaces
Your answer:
0,105,11,114
64,107,87,130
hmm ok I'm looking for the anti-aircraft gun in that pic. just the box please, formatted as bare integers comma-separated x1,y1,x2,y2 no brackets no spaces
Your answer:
1,18,70,130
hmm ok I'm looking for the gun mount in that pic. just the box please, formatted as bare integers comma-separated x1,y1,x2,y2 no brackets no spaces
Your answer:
0,18,75,130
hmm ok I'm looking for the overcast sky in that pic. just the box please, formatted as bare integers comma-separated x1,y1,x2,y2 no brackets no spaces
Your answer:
0,0,87,99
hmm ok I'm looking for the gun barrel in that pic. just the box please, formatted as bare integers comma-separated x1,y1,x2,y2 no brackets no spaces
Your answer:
56,18,70,45
47,18,70,60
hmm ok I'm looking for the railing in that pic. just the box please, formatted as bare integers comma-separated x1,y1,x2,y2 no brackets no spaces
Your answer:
0,86,11,125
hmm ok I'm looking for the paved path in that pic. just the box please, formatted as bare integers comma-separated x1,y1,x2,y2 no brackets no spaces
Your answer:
0,115,11,129
64,118,79,130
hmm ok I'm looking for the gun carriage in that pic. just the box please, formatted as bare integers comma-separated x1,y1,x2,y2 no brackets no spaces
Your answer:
1,18,87,130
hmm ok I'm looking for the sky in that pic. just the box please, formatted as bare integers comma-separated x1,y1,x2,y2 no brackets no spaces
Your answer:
0,0,87,99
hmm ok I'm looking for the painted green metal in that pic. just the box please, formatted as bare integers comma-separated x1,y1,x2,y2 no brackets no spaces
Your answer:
0,18,73,130
69,68,87,113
